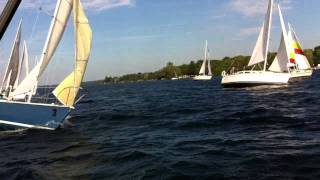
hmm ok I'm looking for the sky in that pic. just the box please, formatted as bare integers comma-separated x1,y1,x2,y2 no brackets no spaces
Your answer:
0,0,320,84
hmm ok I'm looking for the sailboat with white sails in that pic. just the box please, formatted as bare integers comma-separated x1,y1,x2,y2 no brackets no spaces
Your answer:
0,0,92,130
287,23,313,78
193,40,213,80
221,0,293,87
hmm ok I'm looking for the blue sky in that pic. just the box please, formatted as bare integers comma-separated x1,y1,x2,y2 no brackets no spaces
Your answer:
0,0,320,83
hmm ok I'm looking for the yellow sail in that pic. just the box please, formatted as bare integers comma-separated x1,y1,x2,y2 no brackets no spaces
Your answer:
53,0,92,107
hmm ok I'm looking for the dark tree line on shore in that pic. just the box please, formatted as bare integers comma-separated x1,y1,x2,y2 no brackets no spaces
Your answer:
103,46,320,83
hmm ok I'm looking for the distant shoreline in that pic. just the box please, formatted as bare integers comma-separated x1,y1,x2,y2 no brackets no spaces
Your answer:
88,46,320,84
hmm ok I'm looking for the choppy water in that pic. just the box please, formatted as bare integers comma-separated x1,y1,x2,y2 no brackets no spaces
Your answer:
1,71,320,180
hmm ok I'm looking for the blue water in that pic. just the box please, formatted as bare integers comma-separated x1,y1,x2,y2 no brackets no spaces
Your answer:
1,71,320,179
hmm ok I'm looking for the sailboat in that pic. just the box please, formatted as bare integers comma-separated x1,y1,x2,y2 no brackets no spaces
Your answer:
287,23,313,78
193,40,213,80
0,0,92,130
221,0,291,87
171,70,179,80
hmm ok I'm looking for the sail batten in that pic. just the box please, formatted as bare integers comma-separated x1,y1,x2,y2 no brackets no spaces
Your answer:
53,0,92,107
248,0,273,67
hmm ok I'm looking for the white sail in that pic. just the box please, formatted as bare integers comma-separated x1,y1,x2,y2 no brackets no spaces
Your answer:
10,0,73,98
269,5,291,72
1,20,22,93
199,40,208,75
248,0,273,68
15,41,30,88
288,24,311,70
207,50,212,76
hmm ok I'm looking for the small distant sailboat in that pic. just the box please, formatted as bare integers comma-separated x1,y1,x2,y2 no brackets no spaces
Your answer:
193,40,213,80
287,23,313,78
0,0,92,130
171,70,179,80
221,0,291,87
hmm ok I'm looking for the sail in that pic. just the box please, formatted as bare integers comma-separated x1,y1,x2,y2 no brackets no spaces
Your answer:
0,0,22,40
248,0,273,67
1,20,21,92
269,5,291,72
288,24,311,69
199,40,207,75
207,50,212,76
53,0,92,107
15,41,30,88
10,0,73,98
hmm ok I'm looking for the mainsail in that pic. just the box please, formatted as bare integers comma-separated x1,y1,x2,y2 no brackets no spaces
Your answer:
10,0,73,98
269,5,291,72
0,0,22,40
53,0,92,107
247,0,273,68
199,40,208,75
1,20,22,93
15,41,30,88
288,24,311,70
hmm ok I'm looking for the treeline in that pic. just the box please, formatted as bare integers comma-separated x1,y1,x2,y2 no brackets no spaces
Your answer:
103,46,320,83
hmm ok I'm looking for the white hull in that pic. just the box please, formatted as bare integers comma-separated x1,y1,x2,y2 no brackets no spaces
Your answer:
193,75,212,80
221,71,290,87
0,100,71,130
289,69,313,79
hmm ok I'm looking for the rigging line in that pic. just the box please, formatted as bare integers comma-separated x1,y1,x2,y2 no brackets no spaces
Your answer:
28,0,42,45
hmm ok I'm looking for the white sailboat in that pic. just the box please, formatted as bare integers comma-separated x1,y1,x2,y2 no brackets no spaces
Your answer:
287,23,313,78
193,40,213,80
221,0,291,87
0,0,92,130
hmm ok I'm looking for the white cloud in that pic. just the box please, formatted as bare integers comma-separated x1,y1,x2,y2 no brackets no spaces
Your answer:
83,0,134,12
239,26,261,37
228,0,293,17
211,14,226,19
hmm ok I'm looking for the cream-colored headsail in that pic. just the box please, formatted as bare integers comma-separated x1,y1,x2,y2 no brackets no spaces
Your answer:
53,0,92,107
10,0,73,98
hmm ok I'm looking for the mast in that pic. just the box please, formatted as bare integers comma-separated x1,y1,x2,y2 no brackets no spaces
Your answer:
263,0,273,71
0,0,22,40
